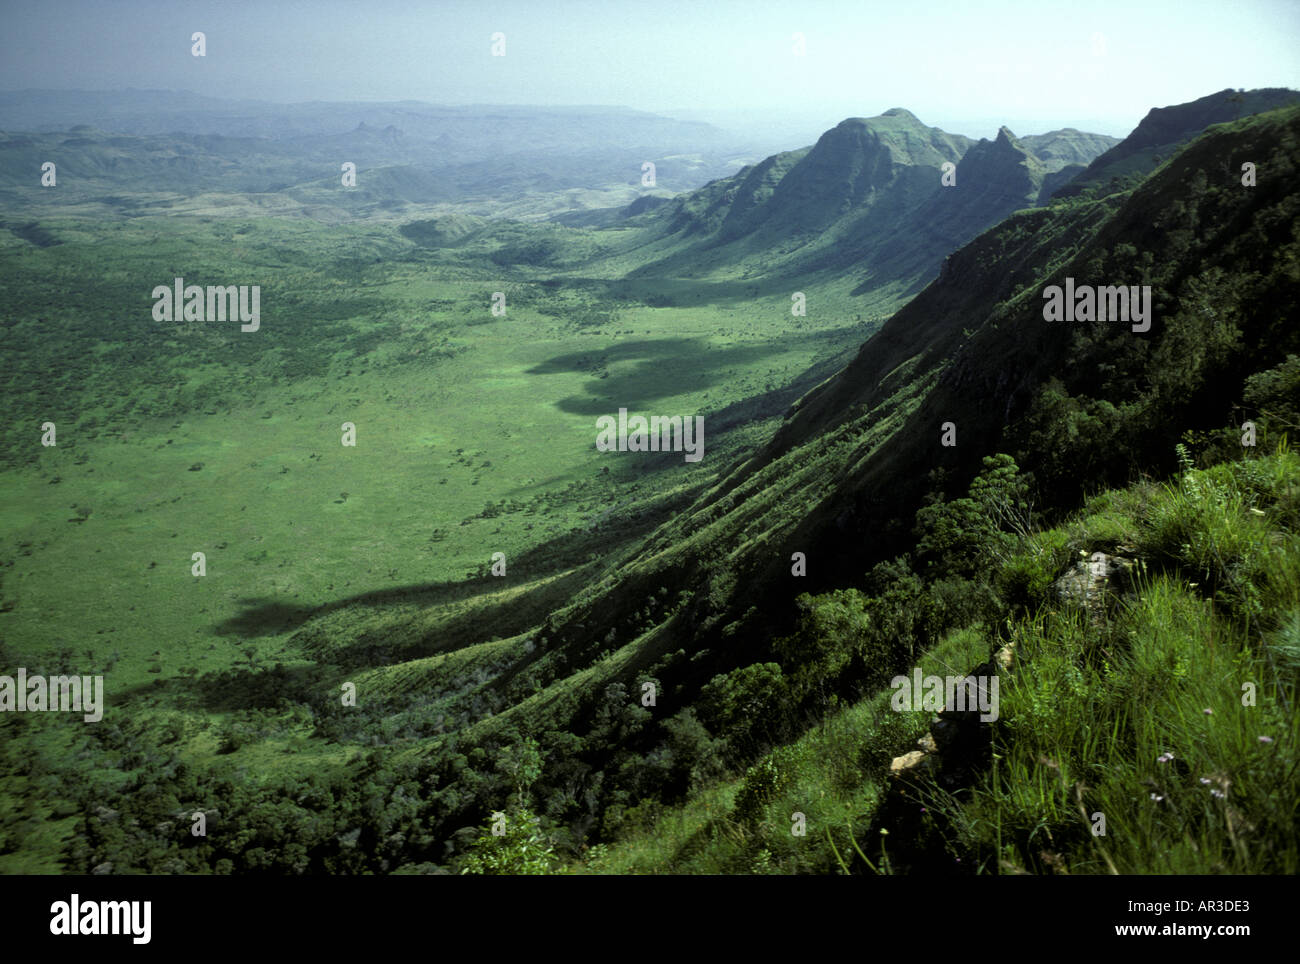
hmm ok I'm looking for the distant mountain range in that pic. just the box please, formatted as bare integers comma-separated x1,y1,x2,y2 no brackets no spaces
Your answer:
0,89,742,154
0,91,769,216
572,89,1295,308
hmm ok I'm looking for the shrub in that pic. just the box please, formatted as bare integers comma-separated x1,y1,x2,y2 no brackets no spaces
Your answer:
458,807,559,875
995,531,1069,614
733,746,800,826
916,454,1033,577
700,663,788,752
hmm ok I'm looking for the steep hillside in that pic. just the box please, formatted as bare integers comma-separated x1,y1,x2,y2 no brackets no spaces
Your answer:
555,100,1300,875
720,101,1300,603
580,445,1300,874
468,101,1300,860
1053,87,1298,198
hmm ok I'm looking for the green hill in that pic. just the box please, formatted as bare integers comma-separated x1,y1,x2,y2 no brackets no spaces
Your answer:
1021,128,1123,169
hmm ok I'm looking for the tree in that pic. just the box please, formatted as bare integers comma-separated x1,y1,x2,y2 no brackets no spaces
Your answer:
700,664,788,757
496,737,543,806
968,453,1033,540
915,454,1033,575
459,806,558,875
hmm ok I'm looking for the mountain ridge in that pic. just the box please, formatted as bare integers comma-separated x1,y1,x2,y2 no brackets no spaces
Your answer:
619,108,1115,295
1052,86,1298,198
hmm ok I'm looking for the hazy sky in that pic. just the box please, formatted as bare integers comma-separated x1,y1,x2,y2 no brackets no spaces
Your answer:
1,0,1297,140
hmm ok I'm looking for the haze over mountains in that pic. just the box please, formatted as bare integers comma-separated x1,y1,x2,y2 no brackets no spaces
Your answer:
0,89,1123,300
0,90,767,220
0,89,1122,224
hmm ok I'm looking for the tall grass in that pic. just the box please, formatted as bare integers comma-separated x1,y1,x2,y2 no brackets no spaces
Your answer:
946,447,1300,874
581,448,1300,874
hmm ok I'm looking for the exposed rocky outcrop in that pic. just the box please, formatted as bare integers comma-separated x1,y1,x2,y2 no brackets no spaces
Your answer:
1054,549,1136,626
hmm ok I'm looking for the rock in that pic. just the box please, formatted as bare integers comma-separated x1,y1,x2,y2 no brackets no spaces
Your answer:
927,660,998,786
1054,551,1135,624
1073,551,1133,593
889,750,929,776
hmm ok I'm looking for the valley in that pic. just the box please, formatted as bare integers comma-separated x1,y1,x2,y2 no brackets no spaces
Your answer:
1,83,1297,878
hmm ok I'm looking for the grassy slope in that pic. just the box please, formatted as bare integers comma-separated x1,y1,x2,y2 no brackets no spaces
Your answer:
577,447,1300,874
557,105,1300,874
402,104,1299,875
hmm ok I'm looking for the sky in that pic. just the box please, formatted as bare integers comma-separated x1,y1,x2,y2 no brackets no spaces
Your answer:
0,0,1297,141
